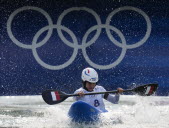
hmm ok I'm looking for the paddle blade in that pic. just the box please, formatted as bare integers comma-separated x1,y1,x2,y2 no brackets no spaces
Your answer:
42,90,68,105
133,83,158,96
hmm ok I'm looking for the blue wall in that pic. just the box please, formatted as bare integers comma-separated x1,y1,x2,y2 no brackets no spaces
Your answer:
0,0,169,96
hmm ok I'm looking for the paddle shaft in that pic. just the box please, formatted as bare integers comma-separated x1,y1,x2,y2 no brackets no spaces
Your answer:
42,83,158,105
67,89,133,97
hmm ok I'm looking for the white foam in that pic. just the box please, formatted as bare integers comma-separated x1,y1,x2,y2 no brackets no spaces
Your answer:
0,95,168,127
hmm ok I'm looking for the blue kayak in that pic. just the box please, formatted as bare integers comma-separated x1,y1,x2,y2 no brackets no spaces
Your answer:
68,101,101,123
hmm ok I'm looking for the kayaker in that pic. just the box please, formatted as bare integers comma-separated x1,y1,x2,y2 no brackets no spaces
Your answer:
74,67,123,112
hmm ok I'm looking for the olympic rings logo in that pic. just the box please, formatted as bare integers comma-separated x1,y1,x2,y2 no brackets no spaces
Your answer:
7,6,151,70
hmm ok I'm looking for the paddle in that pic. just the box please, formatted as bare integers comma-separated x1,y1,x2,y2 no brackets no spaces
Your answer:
42,83,158,105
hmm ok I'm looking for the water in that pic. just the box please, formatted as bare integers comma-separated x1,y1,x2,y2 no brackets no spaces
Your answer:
0,95,168,128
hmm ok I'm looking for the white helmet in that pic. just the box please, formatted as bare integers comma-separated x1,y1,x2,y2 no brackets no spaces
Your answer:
81,67,98,83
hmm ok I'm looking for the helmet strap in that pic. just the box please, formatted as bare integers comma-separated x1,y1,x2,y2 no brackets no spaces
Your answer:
82,81,88,91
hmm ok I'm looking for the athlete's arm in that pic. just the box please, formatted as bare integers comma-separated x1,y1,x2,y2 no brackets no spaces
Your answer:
104,88,123,104
73,90,85,101
105,93,120,104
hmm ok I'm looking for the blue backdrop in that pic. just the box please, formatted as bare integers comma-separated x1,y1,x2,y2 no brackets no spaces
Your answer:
0,0,169,96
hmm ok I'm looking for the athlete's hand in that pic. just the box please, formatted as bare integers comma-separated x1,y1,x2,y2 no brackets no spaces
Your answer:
117,88,123,94
77,91,85,97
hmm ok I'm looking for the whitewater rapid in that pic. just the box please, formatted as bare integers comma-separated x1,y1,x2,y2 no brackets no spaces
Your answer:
0,95,168,128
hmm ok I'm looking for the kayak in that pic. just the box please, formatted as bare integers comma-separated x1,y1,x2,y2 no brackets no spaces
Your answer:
68,101,101,123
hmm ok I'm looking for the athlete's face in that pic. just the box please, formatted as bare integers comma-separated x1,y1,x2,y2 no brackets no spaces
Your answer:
86,82,96,91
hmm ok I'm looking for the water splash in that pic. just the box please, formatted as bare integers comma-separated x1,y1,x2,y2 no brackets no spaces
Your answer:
0,96,168,127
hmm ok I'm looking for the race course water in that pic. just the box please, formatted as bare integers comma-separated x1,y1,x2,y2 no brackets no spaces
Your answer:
0,95,168,128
